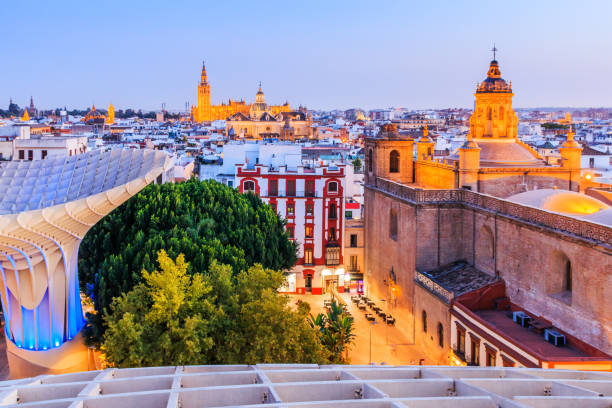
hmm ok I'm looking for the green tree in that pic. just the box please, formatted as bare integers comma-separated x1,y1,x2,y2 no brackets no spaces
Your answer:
102,250,214,367
102,252,328,367
80,179,297,344
309,301,355,363
352,157,362,171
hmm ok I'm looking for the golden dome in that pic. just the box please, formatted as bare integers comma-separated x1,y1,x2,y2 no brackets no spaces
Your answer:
508,189,610,218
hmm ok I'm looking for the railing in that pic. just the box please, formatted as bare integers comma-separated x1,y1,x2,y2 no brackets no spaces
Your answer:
414,270,454,304
265,190,321,198
372,177,612,246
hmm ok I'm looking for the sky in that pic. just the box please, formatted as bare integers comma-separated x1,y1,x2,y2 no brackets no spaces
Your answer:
1,0,611,111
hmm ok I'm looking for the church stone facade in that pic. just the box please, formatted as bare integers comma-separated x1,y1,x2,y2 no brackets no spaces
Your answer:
363,57,612,368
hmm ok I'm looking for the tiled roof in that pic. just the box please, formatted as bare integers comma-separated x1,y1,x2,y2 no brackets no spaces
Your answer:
418,261,498,296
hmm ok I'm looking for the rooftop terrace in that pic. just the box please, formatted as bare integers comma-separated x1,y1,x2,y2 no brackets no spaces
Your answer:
3,365,612,407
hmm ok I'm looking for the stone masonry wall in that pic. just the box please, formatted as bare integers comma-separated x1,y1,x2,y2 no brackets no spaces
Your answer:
365,180,612,357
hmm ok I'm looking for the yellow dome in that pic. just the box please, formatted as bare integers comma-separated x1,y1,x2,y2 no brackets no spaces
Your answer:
508,189,609,216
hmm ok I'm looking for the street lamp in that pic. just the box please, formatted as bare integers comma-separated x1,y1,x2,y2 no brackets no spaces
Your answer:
380,298,388,345
369,320,377,364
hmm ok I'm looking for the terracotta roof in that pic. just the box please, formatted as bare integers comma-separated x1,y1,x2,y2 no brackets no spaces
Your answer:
582,145,609,156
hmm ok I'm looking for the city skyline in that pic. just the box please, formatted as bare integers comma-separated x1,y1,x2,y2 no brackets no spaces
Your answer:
1,0,611,111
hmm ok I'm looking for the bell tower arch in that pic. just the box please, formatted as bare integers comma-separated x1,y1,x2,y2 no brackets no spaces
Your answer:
365,124,414,185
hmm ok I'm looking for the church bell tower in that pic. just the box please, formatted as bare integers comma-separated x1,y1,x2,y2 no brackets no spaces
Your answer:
196,61,212,122
469,47,518,139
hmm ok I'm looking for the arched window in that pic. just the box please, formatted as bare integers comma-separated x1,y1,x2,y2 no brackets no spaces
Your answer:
437,323,444,348
477,226,495,263
389,209,398,241
422,310,427,333
368,149,373,172
499,107,504,120
548,251,572,303
243,180,255,192
487,107,492,120
328,181,338,193
328,203,337,219
389,150,400,173
565,260,572,292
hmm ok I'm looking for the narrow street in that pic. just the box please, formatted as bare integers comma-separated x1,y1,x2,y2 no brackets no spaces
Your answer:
289,293,429,365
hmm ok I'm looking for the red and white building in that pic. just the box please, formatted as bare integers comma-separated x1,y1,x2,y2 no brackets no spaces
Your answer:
234,144,349,295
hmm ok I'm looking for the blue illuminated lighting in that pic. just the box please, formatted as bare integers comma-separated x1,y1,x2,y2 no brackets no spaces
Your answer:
6,285,86,351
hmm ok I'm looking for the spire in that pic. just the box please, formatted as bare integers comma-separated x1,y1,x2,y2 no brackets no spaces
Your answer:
21,109,30,122
491,44,497,61
29,96,35,110
423,124,429,137
255,82,265,104
200,61,207,84
561,121,580,148
106,102,115,124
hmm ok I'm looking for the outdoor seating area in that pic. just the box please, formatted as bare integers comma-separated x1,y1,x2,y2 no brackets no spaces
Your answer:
324,298,351,317
351,295,395,325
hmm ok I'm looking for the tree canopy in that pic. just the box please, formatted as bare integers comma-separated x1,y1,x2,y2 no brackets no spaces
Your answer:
102,251,328,367
79,179,297,342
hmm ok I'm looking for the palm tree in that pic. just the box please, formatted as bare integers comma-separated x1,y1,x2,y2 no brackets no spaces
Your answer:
308,301,355,363
331,314,355,362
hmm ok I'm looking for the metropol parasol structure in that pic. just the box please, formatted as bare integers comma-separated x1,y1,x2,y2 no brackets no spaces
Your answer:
0,148,172,378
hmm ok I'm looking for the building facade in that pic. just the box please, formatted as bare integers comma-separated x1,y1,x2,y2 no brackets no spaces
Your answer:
226,111,314,140
236,160,347,295
0,125,88,161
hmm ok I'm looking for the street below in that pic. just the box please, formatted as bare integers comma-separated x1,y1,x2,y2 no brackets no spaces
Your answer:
289,293,429,365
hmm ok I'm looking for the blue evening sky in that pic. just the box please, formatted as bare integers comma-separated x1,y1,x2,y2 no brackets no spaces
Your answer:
1,0,611,111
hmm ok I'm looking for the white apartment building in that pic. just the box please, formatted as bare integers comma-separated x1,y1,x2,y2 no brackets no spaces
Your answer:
0,125,87,161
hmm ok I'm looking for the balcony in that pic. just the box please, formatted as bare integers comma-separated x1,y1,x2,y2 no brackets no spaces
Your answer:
325,246,341,266
266,190,320,198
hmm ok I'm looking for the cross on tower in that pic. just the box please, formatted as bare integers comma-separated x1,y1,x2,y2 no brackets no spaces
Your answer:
491,44,498,60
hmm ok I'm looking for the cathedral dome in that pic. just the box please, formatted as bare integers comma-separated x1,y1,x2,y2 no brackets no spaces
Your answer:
508,189,611,225
476,140,544,166
449,139,545,167
476,60,512,93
